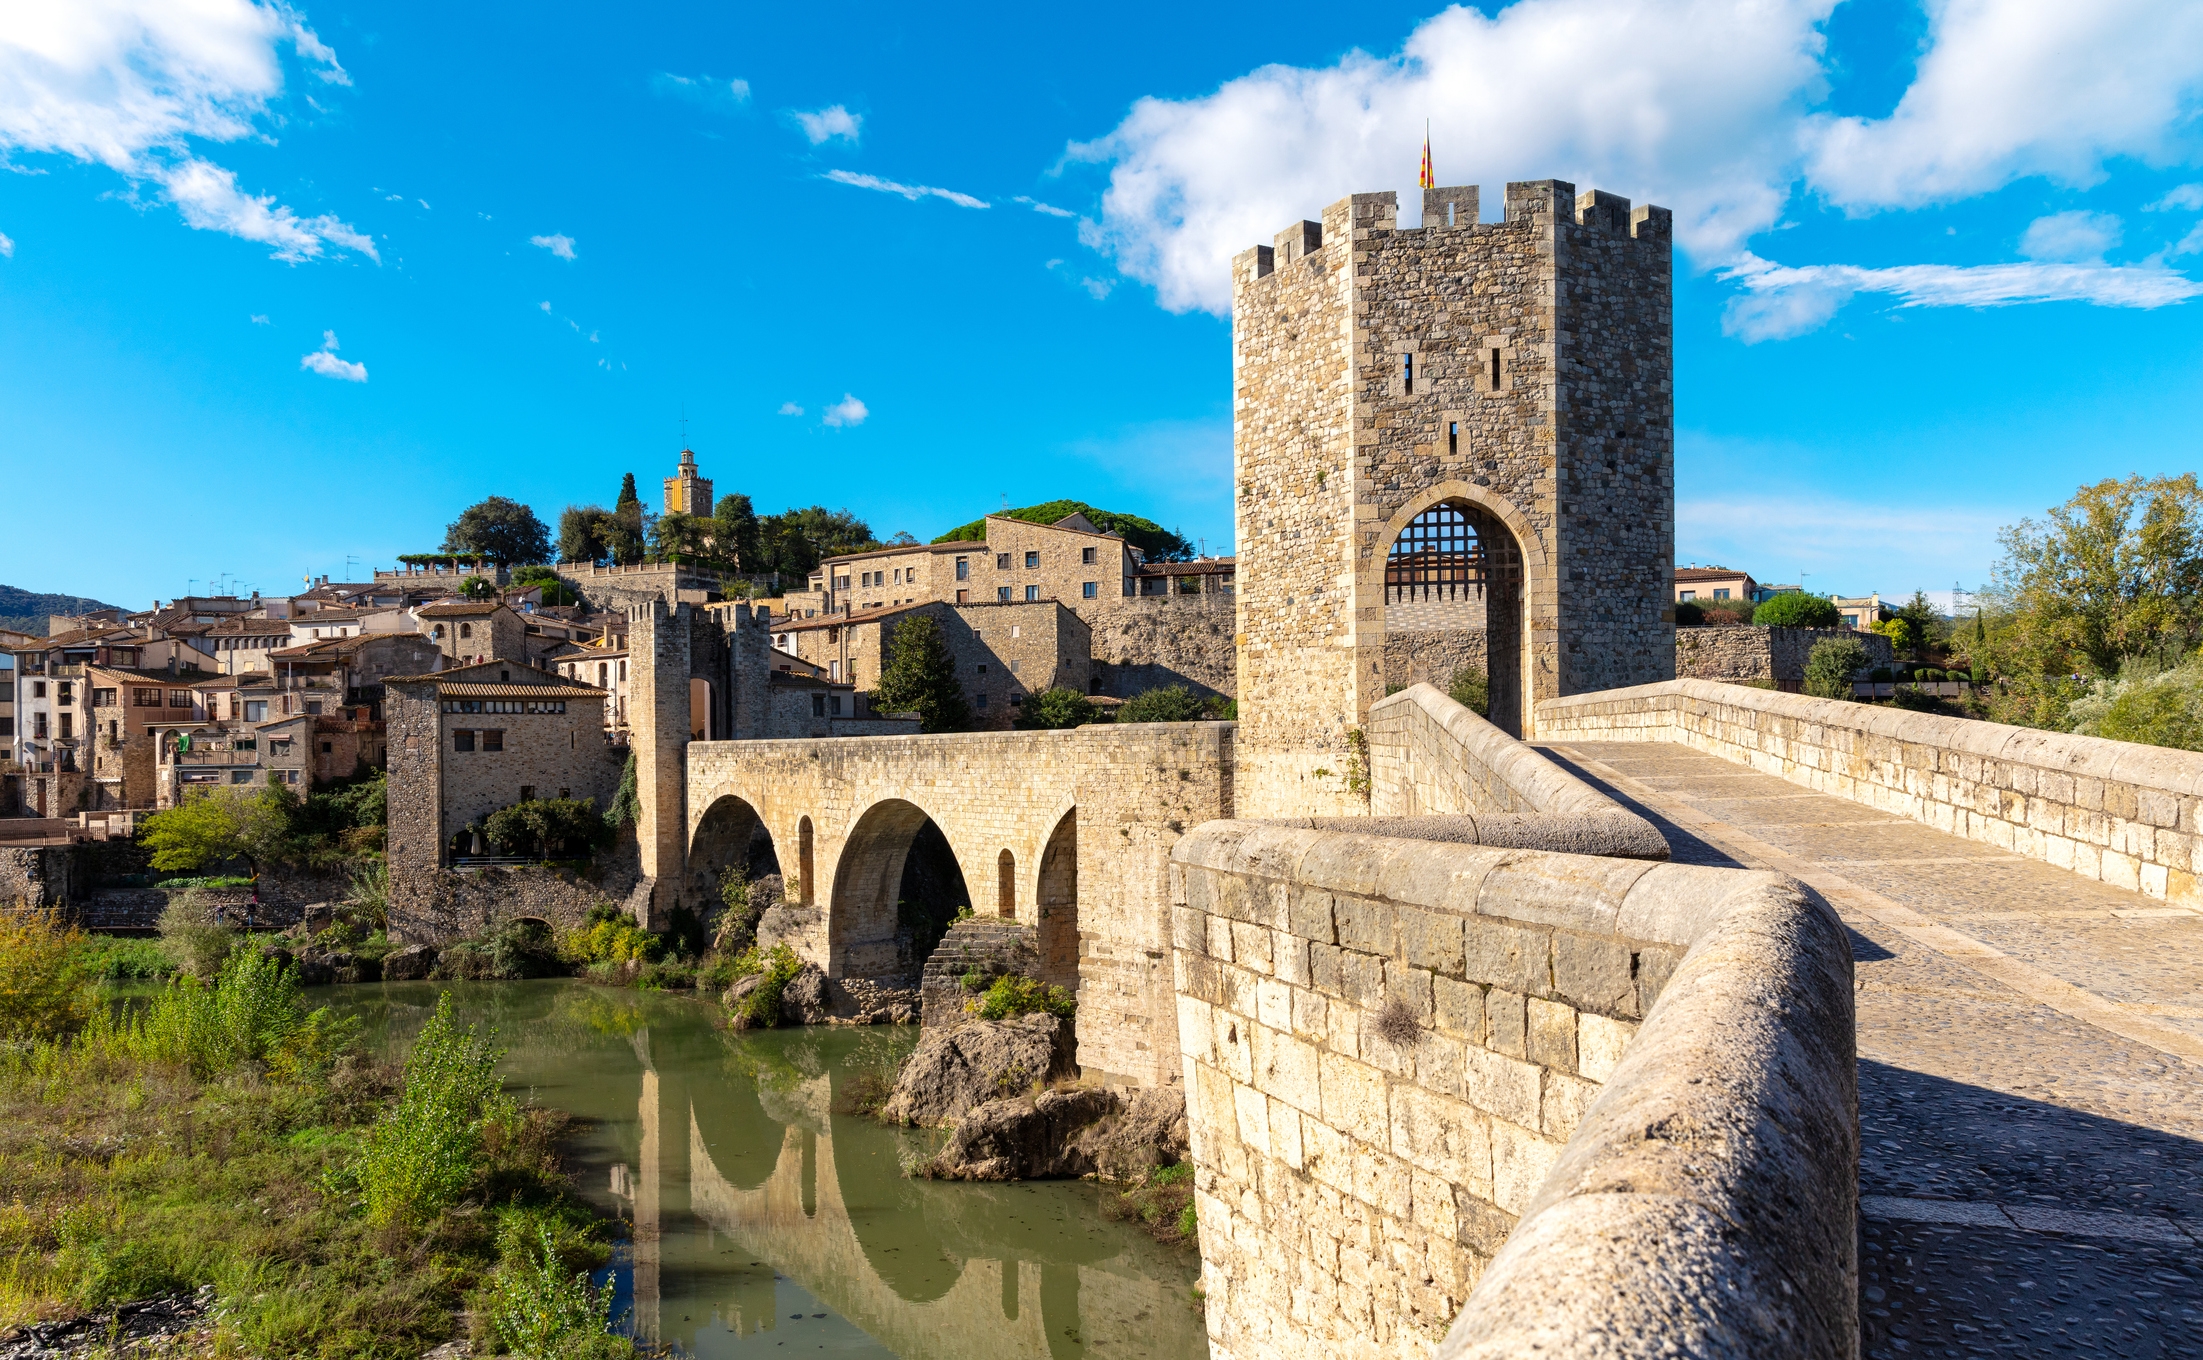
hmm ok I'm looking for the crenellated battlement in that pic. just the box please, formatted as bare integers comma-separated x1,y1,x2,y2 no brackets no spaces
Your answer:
1237,180,1669,282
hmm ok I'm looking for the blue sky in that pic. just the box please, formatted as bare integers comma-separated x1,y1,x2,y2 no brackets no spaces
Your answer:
3,0,2201,612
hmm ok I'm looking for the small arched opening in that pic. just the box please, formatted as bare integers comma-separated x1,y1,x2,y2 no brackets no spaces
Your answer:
1035,808,1078,993
689,677,714,740
797,816,815,905
1384,498,1526,735
830,799,970,981
997,849,1016,917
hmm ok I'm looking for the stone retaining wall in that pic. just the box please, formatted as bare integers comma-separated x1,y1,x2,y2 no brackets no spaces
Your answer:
1674,625,1894,687
1348,683,1669,859
1170,822,1856,1360
1538,678,2203,907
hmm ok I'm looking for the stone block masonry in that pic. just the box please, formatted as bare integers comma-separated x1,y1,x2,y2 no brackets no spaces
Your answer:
1675,624,1894,687
1539,677,2203,909
1171,822,1857,1360
1232,181,1673,818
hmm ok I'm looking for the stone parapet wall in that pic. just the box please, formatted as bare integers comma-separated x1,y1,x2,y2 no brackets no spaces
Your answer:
1352,684,1668,858
1538,678,2203,907
1675,625,1894,686
1170,822,1857,1360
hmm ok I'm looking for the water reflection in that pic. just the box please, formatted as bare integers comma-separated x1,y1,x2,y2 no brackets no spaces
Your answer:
337,981,1206,1359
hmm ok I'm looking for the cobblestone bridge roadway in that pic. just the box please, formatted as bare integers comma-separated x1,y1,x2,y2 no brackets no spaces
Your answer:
1539,741,2203,1360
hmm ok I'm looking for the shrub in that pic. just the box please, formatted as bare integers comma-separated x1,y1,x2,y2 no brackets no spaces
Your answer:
1803,635,1870,700
158,888,237,980
1700,600,1754,625
1202,695,1237,720
125,948,331,1077
356,993,511,1227
1890,686,1949,714
2068,656,2203,752
72,934,174,982
1116,685,1205,724
484,798,611,859
558,906,661,967
973,973,1076,1021
1753,593,1841,628
1446,666,1490,717
488,918,564,978
1672,599,1704,626
724,944,803,1028
604,753,640,831
1019,687,1096,730
1868,666,1892,683
485,1222,618,1358
0,903,89,1040
348,858,390,928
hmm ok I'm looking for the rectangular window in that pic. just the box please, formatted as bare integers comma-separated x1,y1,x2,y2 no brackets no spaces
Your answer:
995,553,1010,570
58,714,72,740
305,700,322,715
1448,420,1459,456
1678,590,1695,602
975,692,988,709
1082,581,1098,599
57,682,71,706
956,589,969,604
483,729,504,752
1024,551,1039,568
976,664,987,675
34,713,47,739
1713,588,1730,600
321,741,332,754
812,693,826,717
31,681,45,699
454,729,475,751
168,690,188,707
830,695,843,716
1081,546,1096,564
955,558,969,580
1403,351,1414,394
0,718,11,737
1025,585,1040,602
134,687,160,707
91,687,115,707
997,587,1011,602
244,700,268,721
231,770,254,784
520,785,534,802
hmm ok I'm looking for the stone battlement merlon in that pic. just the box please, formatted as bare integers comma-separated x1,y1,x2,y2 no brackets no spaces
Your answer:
1237,181,1671,281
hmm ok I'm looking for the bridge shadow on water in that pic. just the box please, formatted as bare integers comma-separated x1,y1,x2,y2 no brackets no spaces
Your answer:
341,981,1207,1360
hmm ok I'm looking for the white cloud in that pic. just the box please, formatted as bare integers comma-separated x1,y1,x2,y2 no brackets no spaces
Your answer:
1804,0,2203,211
539,300,551,312
777,401,804,416
823,169,987,209
2018,210,2121,262
529,232,577,261
1679,490,2013,595
300,329,365,381
651,72,750,110
1075,0,2203,320
0,231,12,258
249,312,268,323
1046,256,1113,299
793,104,861,145
821,393,868,427
2148,183,2203,211
1013,195,1076,218
155,156,378,262
1719,252,2203,341
2172,222,2203,257
0,0,375,261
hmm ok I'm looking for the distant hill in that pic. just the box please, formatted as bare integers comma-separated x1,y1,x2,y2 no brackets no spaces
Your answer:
0,584,124,638
932,500,1195,562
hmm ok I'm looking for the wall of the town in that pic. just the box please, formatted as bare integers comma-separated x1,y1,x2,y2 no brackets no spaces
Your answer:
1538,678,2203,908
1171,822,1857,1360
1087,589,1235,700
1673,625,1894,687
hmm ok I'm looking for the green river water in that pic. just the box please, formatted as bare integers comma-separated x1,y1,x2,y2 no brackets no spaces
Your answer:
330,979,1208,1360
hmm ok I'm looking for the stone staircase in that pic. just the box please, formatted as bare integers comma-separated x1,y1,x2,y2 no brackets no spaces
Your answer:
919,916,1039,1026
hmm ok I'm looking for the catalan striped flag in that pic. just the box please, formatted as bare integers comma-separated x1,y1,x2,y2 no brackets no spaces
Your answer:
1420,123,1434,190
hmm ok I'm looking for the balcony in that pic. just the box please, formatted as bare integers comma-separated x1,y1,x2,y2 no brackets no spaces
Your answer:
172,748,259,767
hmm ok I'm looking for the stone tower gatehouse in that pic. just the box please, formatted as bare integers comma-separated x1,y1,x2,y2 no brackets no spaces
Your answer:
1231,180,1674,817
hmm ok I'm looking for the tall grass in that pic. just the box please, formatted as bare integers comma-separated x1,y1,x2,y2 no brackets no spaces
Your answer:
484,1220,620,1359
355,993,511,1227
0,903,90,1040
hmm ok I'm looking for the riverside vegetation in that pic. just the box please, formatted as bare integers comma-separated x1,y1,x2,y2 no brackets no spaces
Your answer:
0,902,632,1358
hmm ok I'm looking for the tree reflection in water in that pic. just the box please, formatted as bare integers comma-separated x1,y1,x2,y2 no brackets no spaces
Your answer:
341,980,1206,1359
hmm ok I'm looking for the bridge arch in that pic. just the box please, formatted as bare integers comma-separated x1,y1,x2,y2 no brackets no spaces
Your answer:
688,790,783,923
830,797,972,980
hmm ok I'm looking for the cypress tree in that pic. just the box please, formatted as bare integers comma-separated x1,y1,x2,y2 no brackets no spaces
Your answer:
872,614,969,733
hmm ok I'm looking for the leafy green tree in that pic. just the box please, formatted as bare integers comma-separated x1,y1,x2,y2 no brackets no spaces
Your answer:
442,496,551,567
932,499,1195,562
556,505,610,564
1803,635,1870,700
1019,687,1096,729
1994,473,2203,678
2068,656,2203,751
1753,593,1841,628
508,565,578,607
711,492,760,570
458,575,497,601
1447,666,1490,716
142,786,296,874
651,511,710,562
1117,684,1205,723
483,797,611,858
872,615,969,733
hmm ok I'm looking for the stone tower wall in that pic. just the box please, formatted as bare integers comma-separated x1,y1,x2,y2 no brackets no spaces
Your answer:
1232,181,1672,815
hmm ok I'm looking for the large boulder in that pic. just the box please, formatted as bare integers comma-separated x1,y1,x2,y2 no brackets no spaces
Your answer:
925,1083,1190,1182
779,963,832,1026
878,1014,1077,1127
381,944,437,981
